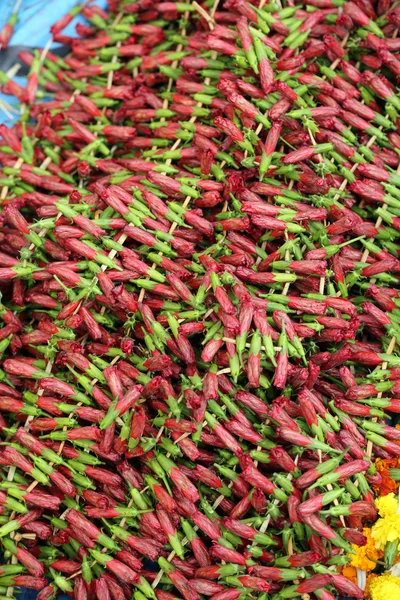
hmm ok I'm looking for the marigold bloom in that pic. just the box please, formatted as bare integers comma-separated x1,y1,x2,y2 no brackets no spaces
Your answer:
349,528,382,571
369,573,400,599
365,573,378,597
375,492,398,517
375,458,400,496
340,564,357,585
371,511,400,550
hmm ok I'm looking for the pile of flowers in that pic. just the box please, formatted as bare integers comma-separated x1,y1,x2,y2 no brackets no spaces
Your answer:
0,0,400,599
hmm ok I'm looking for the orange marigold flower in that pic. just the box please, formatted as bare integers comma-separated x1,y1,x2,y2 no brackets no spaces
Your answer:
341,564,357,584
349,528,382,571
374,458,400,496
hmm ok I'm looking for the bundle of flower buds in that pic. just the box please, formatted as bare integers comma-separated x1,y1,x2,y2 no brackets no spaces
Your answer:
0,0,400,598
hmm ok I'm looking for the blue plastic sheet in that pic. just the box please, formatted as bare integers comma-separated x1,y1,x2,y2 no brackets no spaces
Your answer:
0,0,107,48
0,0,107,124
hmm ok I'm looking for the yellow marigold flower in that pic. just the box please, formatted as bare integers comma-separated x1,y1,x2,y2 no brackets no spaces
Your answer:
369,573,400,600
349,528,381,571
371,514,400,550
375,492,398,517
365,573,378,599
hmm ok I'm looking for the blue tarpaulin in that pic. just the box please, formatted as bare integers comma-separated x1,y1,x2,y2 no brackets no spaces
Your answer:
0,0,107,47
0,0,107,125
